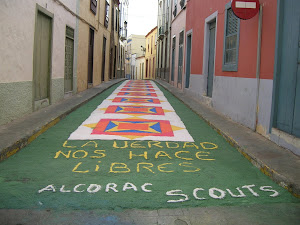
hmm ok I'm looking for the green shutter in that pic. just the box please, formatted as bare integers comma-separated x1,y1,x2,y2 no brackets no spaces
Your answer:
222,3,240,72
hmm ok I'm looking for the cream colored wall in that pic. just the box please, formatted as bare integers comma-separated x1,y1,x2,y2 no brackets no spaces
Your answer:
77,22,89,92
0,0,76,83
0,0,77,125
136,57,145,80
129,35,146,57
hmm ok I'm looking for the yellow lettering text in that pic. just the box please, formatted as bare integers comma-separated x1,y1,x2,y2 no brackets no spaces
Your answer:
113,141,128,149
54,150,71,159
81,141,98,148
90,150,106,159
175,151,193,161
166,142,179,149
72,162,89,173
148,141,163,148
200,142,218,150
129,151,148,160
110,163,130,173
137,163,155,173
62,141,76,148
131,141,146,148
155,151,172,159
72,150,88,159
183,142,199,149
195,151,215,161
179,162,201,172
157,163,174,173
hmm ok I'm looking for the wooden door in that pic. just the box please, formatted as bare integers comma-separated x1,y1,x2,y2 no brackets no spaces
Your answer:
33,11,52,102
185,34,192,88
274,0,300,137
88,28,94,85
102,37,107,82
64,26,74,93
178,31,184,86
171,37,176,82
207,21,216,97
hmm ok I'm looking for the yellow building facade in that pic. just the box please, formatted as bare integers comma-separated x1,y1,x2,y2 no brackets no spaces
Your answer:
145,26,157,80
77,0,120,92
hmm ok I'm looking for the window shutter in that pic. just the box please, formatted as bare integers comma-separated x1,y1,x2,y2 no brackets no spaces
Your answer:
222,3,240,72
179,31,184,45
90,0,97,15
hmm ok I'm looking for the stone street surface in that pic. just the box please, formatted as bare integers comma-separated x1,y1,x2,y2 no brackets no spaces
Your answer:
0,81,299,225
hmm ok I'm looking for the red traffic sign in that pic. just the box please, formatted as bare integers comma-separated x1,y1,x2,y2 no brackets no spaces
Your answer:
231,0,260,20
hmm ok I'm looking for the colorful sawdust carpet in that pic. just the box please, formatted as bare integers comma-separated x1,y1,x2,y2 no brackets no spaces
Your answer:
69,80,194,142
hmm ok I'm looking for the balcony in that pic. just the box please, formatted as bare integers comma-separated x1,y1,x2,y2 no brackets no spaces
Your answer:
180,0,186,9
158,26,165,40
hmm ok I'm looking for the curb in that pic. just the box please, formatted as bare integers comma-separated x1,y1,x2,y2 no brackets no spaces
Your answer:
0,79,126,162
155,79,300,198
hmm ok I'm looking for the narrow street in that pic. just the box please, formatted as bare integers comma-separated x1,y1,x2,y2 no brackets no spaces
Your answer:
0,80,299,224
1,0,300,223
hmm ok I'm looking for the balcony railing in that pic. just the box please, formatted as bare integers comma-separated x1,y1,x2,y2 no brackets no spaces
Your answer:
158,26,165,39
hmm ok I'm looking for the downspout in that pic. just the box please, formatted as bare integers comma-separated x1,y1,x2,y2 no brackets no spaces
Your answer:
255,4,263,131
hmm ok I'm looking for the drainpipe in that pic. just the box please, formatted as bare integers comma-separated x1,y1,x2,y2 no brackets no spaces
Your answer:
255,4,263,131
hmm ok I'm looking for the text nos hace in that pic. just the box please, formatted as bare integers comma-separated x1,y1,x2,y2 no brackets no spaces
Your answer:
166,185,279,203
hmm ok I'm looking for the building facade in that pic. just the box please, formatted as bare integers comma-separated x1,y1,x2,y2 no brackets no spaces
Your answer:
0,0,124,126
77,0,120,92
0,0,77,125
136,56,145,80
157,0,172,81
125,34,146,79
145,26,157,80
184,0,300,155
169,0,186,89
117,0,129,78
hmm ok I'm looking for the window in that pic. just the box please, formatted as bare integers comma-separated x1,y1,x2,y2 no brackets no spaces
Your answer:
90,0,97,15
222,3,240,71
151,36,153,54
105,0,110,28
173,0,178,17
115,8,118,32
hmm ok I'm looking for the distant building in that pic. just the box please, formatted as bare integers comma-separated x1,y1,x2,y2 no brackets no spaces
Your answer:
136,56,145,80
117,0,129,78
125,34,146,79
145,26,157,80
156,0,172,82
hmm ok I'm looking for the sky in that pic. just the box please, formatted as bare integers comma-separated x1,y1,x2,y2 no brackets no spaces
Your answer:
127,0,158,36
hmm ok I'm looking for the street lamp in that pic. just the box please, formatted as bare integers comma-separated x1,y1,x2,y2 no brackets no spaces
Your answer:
124,21,127,38
141,45,146,55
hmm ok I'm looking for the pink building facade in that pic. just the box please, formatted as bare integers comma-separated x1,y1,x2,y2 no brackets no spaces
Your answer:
169,0,186,89
179,0,300,155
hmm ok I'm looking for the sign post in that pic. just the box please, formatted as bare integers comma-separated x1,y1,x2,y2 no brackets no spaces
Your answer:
231,0,260,20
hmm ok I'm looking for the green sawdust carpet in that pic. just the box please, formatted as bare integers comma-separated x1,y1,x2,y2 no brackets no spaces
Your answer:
0,83,298,210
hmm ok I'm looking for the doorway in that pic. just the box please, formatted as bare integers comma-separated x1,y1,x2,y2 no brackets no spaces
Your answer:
185,34,192,88
64,26,74,93
33,8,53,110
207,20,216,97
273,0,300,137
88,28,94,86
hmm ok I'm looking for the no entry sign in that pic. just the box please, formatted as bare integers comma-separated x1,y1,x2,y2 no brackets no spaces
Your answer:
231,0,260,20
